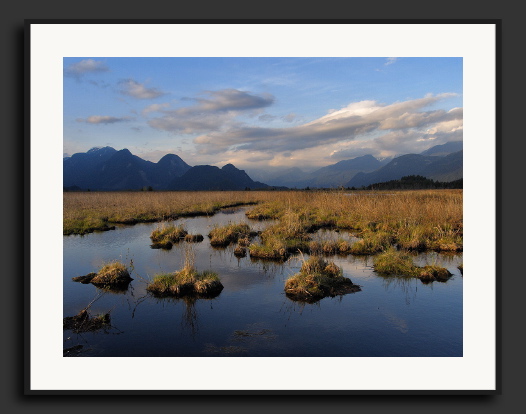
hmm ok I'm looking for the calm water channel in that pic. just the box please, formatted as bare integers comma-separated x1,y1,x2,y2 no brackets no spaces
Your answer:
63,207,462,357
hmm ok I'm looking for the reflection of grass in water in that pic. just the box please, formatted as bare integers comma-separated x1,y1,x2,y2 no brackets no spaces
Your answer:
203,323,277,356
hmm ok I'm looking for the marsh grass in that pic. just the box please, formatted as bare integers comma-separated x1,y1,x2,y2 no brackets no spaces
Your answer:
150,223,188,248
147,269,223,298
373,247,452,282
147,247,223,298
63,191,264,235
184,234,204,242
208,223,252,247
90,261,132,286
233,245,247,257
284,255,361,303
64,190,462,255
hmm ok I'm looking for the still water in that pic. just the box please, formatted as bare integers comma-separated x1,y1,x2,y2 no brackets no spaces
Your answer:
63,207,462,357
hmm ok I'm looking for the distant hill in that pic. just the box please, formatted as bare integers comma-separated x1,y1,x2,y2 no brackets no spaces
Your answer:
63,147,190,190
167,164,271,191
306,154,382,188
420,141,463,156
362,175,463,190
254,154,383,188
347,150,463,188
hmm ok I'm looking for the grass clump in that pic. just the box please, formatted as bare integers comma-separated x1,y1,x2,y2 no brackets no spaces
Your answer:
147,268,223,298
90,261,132,286
184,233,204,242
373,247,419,276
209,223,252,247
147,248,222,298
373,248,452,282
284,256,361,303
458,263,463,274
350,231,393,255
150,223,188,248
248,238,289,261
234,246,247,257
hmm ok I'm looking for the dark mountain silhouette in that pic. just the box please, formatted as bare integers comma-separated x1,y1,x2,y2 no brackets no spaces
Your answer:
63,147,190,190
63,146,117,188
167,164,270,191
347,150,463,188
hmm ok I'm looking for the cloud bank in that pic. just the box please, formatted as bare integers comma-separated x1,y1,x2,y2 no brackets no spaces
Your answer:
148,89,274,134
193,93,460,155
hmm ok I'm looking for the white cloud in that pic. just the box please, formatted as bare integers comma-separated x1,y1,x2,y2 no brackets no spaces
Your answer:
119,79,166,99
142,103,171,116
385,57,398,66
65,59,109,77
148,89,274,134
76,115,133,125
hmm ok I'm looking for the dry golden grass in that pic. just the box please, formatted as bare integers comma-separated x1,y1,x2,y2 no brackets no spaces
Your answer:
64,190,462,254
63,191,267,235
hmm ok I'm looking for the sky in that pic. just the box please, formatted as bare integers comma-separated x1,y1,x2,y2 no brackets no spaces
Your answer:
63,57,462,171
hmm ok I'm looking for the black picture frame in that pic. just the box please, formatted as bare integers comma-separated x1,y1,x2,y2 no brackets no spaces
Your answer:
24,19,500,395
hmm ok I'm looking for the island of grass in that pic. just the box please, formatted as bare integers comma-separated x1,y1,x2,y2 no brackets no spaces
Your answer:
208,223,253,247
373,248,452,282
150,224,188,248
72,261,133,287
147,266,223,298
284,256,361,303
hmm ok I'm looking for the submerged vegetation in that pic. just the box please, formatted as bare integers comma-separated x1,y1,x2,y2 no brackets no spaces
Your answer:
63,309,111,333
284,255,361,303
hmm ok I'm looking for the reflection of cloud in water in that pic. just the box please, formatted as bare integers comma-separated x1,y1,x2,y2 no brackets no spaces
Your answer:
382,311,409,334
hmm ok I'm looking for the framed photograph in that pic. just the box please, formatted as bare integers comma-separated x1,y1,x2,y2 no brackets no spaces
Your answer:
26,20,499,394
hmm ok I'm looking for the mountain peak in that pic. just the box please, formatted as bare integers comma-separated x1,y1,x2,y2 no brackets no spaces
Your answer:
221,163,238,171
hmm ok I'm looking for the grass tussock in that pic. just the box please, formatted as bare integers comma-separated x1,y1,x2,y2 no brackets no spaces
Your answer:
147,248,223,298
208,223,252,247
147,269,223,298
233,246,247,257
284,256,361,303
184,233,204,243
150,223,188,248
373,248,452,282
90,261,132,286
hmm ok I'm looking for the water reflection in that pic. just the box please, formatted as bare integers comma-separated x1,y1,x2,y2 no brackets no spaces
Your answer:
63,206,463,357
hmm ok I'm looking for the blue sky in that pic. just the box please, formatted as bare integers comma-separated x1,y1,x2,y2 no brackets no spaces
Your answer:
63,57,462,171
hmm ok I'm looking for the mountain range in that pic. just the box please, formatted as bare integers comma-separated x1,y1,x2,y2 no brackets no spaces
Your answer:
63,141,463,191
